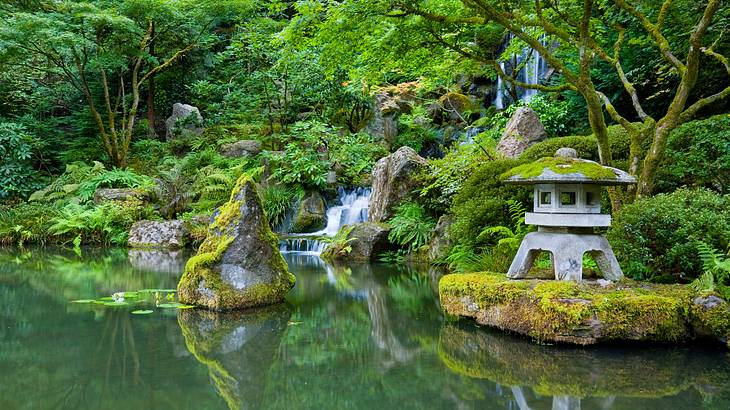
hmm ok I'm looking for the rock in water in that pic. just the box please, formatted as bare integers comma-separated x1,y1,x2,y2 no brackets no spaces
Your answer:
292,191,326,232
165,103,204,141
369,146,428,223
128,220,189,249
321,222,394,261
178,175,295,310
496,107,547,158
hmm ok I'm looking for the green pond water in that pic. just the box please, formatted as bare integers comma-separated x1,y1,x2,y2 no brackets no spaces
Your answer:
1,247,729,410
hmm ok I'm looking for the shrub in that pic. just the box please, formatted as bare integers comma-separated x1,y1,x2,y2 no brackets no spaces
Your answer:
607,188,730,282
77,168,154,201
48,202,144,245
520,124,633,162
261,185,302,229
330,132,388,185
506,94,571,137
655,114,730,194
28,161,106,203
0,202,59,245
448,159,531,250
0,121,42,199
387,202,436,251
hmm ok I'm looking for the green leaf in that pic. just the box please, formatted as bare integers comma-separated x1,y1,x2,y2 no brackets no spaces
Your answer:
70,299,95,304
103,301,129,307
131,310,154,315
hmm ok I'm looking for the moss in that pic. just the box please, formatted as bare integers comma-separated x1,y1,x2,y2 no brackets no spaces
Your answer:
502,157,618,181
439,273,729,346
178,174,295,310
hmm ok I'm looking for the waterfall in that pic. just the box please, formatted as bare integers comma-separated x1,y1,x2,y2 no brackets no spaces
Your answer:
278,186,371,256
493,34,550,109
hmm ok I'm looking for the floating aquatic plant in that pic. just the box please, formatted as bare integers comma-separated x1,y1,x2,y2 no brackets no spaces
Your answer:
69,287,193,315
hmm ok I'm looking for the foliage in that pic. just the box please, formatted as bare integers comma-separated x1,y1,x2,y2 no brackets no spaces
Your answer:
520,125,633,162
0,121,42,198
394,105,437,152
261,185,302,229
448,159,531,250
329,132,388,185
504,94,572,137
77,168,154,202
28,161,106,203
655,114,730,194
266,121,332,189
476,200,532,256
608,189,730,283
0,202,59,245
321,225,357,259
48,202,145,246
151,165,194,220
386,202,436,252
689,242,730,294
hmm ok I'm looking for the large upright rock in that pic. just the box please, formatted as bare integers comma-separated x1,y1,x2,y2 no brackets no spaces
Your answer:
428,215,454,261
166,103,204,141
496,107,547,158
178,176,295,310
369,146,428,223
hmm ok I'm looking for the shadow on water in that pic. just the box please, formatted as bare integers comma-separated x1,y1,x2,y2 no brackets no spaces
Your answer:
1,247,730,409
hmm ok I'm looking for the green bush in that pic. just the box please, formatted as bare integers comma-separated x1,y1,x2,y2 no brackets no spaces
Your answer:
448,159,531,250
28,161,106,203
0,121,42,198
261,185,302,228
48,202,146,245
607,188,730,282
77,168,154,201
0,202,59,245
520,124,632,162
387,202,436,251
330,132,388,185
655,114,730,194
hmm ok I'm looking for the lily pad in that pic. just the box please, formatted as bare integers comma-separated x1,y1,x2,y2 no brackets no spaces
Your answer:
103,301,129,307
131,310,154,315
176,305,195,309
70,299,96,304
123,292,139,298
99,296,114,301
158,303,182,308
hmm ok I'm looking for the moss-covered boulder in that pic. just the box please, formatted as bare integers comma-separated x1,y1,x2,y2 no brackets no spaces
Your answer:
291,191,326,233
178,306,291,409
177,175,295,310
439,273,730,346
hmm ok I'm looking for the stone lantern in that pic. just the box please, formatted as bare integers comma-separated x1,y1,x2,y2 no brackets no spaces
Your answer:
502,148,636,281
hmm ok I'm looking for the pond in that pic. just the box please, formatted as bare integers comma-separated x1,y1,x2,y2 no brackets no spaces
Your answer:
1,247,729,409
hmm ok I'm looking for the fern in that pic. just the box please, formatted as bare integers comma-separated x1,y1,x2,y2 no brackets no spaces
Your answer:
77,168,153,201
387,202,436,251
690,242,730,292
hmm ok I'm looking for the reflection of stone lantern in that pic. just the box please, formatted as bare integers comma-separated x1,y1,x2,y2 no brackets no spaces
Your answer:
502,148,636,281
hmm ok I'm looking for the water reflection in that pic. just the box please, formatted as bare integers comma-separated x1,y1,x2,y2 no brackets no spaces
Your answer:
2,248,730,409
438,322,730,409
178,306,291,410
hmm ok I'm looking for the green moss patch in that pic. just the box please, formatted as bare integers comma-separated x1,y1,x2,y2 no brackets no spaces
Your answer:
439,273,729,346
501,157,617,181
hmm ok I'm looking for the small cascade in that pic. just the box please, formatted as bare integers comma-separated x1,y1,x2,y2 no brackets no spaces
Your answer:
493,34,550,109
279,237,326,256
314,186,371,237
278,186,371,256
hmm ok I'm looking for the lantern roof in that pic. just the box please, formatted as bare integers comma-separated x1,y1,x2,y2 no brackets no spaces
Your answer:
502,148,637,186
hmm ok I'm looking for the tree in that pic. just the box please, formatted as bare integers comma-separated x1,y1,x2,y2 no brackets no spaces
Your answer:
0,1,208,167
387,0,730,203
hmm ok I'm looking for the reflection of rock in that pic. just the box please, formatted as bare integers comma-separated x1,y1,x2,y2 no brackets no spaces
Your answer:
128,249,188,274
178,306,292,410
438,322,730,400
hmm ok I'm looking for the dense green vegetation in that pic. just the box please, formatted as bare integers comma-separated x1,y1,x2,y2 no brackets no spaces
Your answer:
0,0,728,286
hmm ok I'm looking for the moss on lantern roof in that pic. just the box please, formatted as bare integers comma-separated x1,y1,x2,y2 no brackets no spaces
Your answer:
500,156,635,185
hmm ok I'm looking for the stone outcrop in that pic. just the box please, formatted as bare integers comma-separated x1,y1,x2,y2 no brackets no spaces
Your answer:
128,220,189,249
177,176,295,310
178,306,291,409
369,146,428,223
439,273,730,346
220,140,262,158
428,215,454,261
165,103,204,140
496,107,547,158
437,92,476,123
365,82,420,142
291,191,326,233
321,222,395,261
94,188,148,205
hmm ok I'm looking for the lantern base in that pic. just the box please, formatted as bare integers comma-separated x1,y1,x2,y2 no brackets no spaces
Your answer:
507,231,623,281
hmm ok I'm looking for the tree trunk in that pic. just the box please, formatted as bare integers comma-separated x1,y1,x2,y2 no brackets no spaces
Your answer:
146,21,156,137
